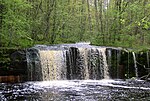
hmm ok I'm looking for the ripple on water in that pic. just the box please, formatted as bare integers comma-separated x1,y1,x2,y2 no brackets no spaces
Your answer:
0,80,150,101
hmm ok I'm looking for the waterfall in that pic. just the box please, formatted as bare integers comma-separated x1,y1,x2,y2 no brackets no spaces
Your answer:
39,50,67,80
132,52,138,78
26,46,67,81
78,48,89,79
116,50,121,78
100,48,109,79
127,52,130,78
146,51,149,68
107,49,111,71
26,48,42,81
27,44,110,81
26,44,150,81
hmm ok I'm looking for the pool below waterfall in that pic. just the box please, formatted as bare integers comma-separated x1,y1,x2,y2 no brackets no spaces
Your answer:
0,80,150,101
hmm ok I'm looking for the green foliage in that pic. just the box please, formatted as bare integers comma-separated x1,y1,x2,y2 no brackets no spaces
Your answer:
0,0,150,50
1,0,32,47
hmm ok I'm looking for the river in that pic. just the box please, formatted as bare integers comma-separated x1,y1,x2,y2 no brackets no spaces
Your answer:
0,79,150,101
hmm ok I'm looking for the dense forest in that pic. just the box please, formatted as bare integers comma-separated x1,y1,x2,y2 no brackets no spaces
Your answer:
0,0,150,49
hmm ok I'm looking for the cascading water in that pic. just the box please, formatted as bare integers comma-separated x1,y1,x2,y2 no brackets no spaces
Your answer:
26,48,42,81
26,45,67,81
39,50,67,80
146,51,150,74
77,47,89,79
116,50,121,78
1,43,150,101
107,49,111,72
26,43,110,81
147,51,149,68
132,52,138,78
99,48,109,79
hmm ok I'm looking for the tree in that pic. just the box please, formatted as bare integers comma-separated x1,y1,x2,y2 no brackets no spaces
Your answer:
0,1,5,46
1,0,150,49
1,0,32,47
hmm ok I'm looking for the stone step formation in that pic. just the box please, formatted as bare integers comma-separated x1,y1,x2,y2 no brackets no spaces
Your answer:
1,44,149,82
26,43,149,81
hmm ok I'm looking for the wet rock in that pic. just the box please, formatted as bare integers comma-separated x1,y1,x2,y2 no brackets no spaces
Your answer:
10,50,27,75
0,48,27,79
10,50,26,62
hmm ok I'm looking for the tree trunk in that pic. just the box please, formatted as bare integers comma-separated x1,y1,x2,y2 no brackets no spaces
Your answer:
0,2,4,46
79,0,86,41
44,0,54,40
87,0,93,35
98,0,104,44
94,0,100,34
50,0,57,44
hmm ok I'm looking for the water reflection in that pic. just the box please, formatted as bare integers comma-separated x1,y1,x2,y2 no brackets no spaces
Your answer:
0,80,150,101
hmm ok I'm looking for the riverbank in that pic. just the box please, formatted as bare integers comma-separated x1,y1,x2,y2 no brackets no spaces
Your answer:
0,47,27,82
